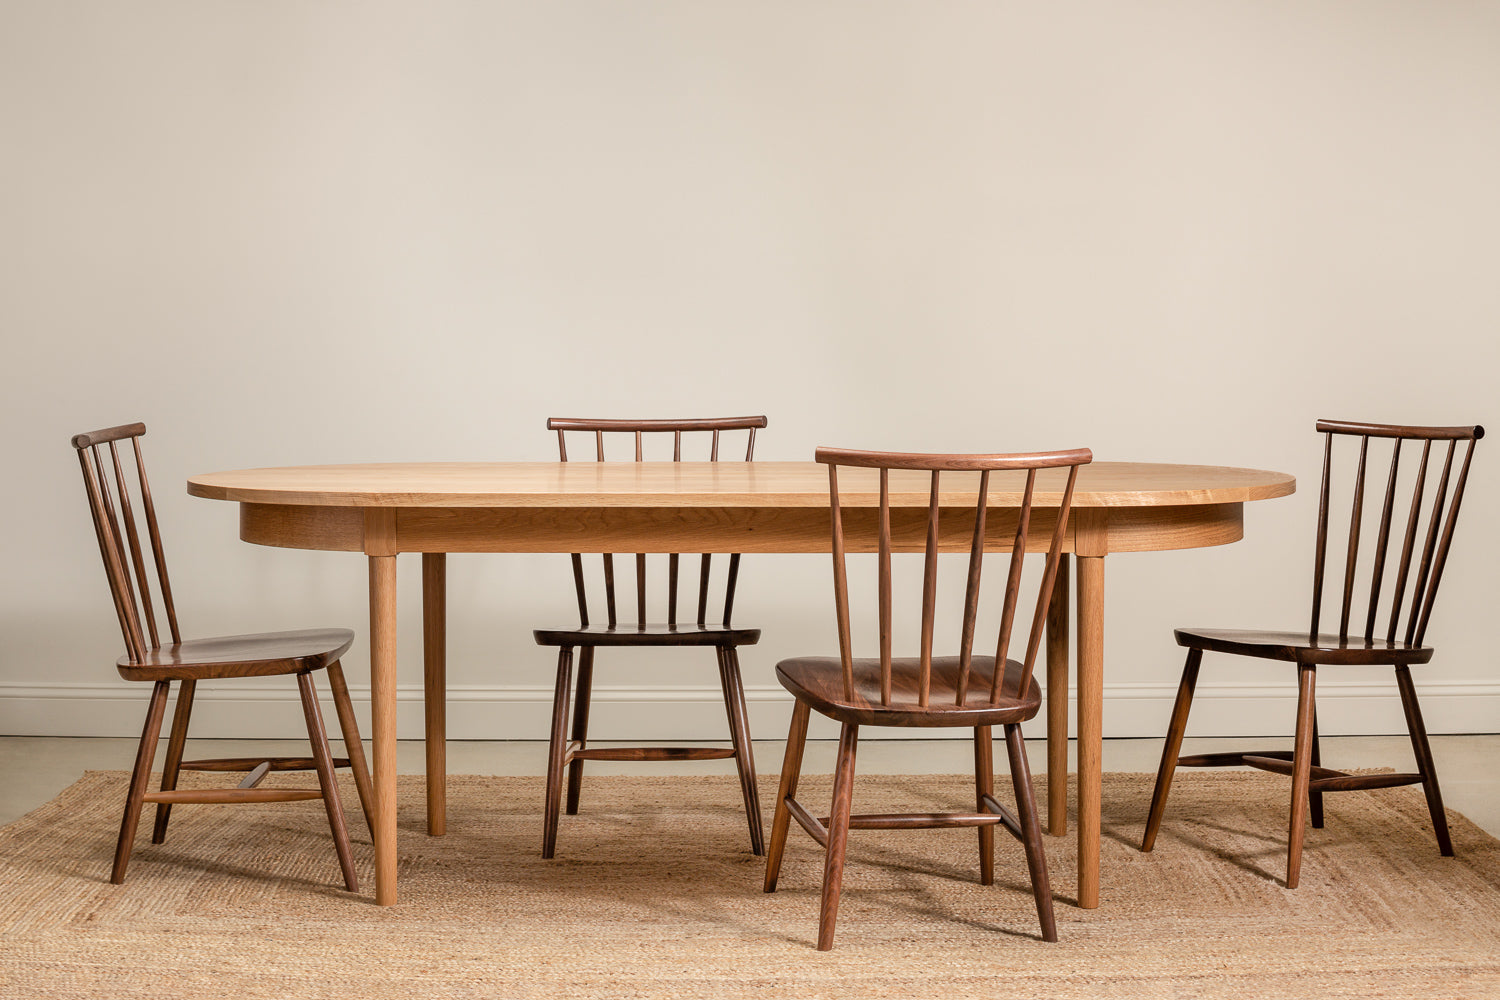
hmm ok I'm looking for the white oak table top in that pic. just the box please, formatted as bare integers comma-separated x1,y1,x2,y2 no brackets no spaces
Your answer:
188,461,1295,509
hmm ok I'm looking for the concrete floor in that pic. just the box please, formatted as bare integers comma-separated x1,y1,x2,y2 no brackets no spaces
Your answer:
3,734,1497,837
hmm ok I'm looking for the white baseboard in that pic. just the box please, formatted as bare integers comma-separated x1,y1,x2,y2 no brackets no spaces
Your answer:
1,680,1495,741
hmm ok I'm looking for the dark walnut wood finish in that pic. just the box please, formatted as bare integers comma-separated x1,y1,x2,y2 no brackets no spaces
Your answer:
72,422,374,892
765,445,1092,950
1141,419,1484,888
534,416,768,858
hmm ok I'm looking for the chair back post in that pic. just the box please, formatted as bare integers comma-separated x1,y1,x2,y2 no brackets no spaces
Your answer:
814,446,1091,709
72,423,181,664
547,416,768,628
1308,419,1483,648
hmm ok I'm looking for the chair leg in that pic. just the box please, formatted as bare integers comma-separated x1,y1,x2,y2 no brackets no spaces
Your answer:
565,647,594,816
298,672,359,892
112,680,170,885
1395,664,1453,856
326,661,376,838
1006,723,1057,942
817,722,859,952
1285,664,1317,889
1141,647,1202,852
975,725,995,885
542,647,574,859
1309,707,1324,830
764,698,811,893
151,679,195,845
718,646,764,856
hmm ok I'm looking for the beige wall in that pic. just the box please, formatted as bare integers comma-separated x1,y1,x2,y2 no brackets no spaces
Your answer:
2,1,1496,741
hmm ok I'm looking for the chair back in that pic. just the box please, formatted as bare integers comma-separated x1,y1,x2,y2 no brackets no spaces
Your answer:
1309,419,1483,647
549,416,767,627
71,422,181,663
816,446,1091,707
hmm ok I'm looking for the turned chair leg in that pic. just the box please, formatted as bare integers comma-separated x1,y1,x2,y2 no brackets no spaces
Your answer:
975,725,995,885
1396,664,1454,856
1006,723,1056,942
542,647,574,859
298,671,359,892
817,722,859,952
151,679,196,845
565,647,594,816
718,646,764,855
764,699,811,892
326,661,375,838
113,680,170,885
1309,708,1324,830
1142,647,1202,852
1285,664,1317,888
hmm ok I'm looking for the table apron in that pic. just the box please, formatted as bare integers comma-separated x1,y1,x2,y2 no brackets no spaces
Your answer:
239,502,1243,555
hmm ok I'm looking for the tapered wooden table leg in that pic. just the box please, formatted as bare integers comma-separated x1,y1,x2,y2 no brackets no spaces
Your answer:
370,553,399,906
1046,555,1070,836
1076,554,1104,909
423,553,447,837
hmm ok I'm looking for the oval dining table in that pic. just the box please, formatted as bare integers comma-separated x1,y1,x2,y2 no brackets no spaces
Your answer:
187,460,1295,907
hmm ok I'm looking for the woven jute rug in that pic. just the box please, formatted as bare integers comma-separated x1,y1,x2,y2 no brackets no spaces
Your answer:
1,769,1498,999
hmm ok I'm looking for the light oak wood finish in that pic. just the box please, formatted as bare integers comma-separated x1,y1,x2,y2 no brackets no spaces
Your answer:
232,500,1246,556
187,459,1294,908
1141,420,1482,890
191,461,1290,508
73,423,371,894
423,553,447,837
1076,554,1105,909
1045,557,1070,836
369,553,399,905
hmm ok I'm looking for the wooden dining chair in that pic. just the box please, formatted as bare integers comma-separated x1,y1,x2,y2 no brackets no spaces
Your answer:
1141,419,1483,888
534,416,768,858
73,422,375,891
764,445,1091,950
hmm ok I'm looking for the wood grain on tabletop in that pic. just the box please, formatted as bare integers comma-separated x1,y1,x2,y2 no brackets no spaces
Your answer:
188,461,1295,508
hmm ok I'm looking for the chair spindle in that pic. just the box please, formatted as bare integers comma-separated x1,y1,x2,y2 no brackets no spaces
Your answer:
1413,439,1475,646
1364,440,1402,642
916,472,941,708
1309,434,1333,637
131,437,179,645
1387,439,1432,643
989,469,1035,702
1405,442,1456,646
1337,436,1369,639
827,464,855,701
954,470,989,706
877,468,893,705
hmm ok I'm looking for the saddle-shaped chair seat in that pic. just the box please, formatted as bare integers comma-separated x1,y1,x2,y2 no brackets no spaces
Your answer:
775,655,1040,728
1174,627,1433,666
117,627,355,680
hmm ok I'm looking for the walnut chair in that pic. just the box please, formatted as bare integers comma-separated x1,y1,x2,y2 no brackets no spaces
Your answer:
73,422,375,891
534,416,767,858
1141,419,1483,888
764,445,1091,950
